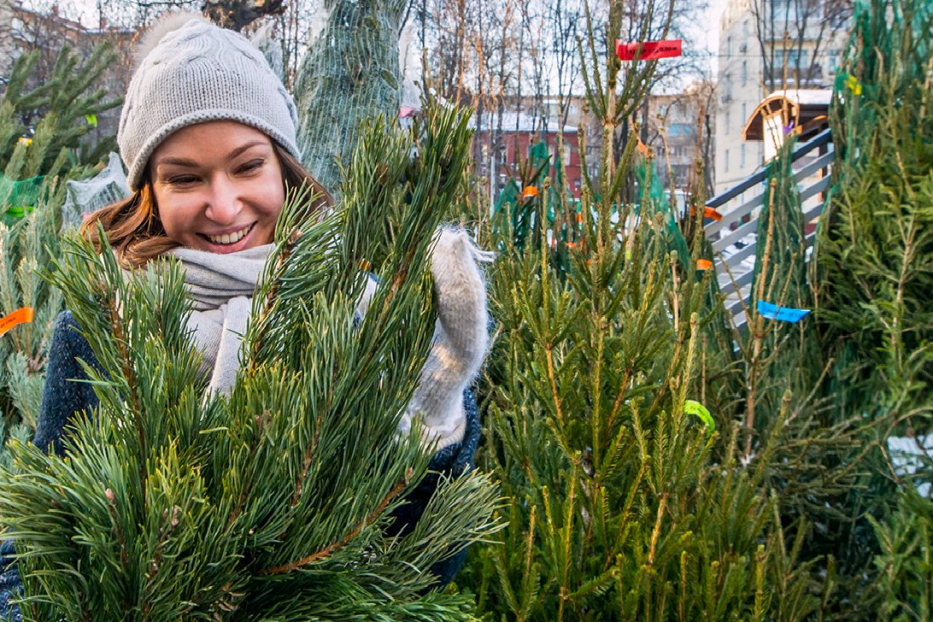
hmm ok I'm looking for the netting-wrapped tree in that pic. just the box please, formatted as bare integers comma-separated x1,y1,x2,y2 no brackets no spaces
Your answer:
293,0,406,194
0,105,498,621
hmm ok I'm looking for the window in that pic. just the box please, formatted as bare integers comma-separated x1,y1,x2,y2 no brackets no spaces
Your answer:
828,49,841,73
725,149,730,172
669,123,695,137
743,20,748,38
741,103,747,124
772,0,798,22
742,60,748,86
741,144,746,167
725,111,731,133
726,36,732,56
785,48,809,71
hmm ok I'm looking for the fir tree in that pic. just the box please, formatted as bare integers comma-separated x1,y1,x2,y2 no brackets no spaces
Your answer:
455,2,832,619
816,0,933,611
0,44,120,181
0,104,499,621
293,0,406,194
0,44,121,464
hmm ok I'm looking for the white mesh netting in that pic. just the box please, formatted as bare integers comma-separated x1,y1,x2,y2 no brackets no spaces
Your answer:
60,152,131,231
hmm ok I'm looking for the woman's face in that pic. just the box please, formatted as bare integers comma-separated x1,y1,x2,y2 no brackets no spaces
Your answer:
150,121,286,253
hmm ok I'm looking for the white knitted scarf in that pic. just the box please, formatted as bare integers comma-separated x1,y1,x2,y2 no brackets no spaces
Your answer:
167,244,272,396
155,229,489,450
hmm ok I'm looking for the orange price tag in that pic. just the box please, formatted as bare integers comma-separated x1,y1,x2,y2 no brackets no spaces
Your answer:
522,186,538,199
696,259,713,271
0,307,34,337
704,207,723,222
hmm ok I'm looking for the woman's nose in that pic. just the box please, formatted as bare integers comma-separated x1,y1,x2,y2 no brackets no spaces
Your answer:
204,178,240,224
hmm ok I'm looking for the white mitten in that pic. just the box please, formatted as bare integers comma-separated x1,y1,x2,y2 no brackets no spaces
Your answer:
399,227,493,450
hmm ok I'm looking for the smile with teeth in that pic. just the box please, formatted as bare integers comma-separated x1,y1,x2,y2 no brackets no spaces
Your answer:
205,223,255,245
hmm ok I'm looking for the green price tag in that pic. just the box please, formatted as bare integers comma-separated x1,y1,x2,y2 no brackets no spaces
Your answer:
684,400,714,431
85,114,98,127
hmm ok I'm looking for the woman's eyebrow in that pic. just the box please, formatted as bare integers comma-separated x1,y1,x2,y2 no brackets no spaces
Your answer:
156,156,199,168
228,140,268,159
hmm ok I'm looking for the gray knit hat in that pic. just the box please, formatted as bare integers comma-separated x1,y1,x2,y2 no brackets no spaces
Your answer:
118,15,301,190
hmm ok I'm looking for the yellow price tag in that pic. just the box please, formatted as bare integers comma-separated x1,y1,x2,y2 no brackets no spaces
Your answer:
847,75,862,96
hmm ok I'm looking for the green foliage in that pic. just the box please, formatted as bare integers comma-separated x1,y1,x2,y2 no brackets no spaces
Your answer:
451,0,933,618
813,0,933,612
0,41,119,465
0,43,120,180
871,492,933,621
453,2,839,618
819,0,933,426
294,0,407,194
0,104,499,621
0,180,65,430
464,188,825,618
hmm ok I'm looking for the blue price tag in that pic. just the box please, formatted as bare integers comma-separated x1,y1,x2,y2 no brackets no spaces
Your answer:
757,301,810,323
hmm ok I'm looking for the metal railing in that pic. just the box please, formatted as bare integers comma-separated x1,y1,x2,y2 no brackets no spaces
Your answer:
706,129,834,329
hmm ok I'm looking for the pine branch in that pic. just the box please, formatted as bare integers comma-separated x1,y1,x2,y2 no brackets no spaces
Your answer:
259,475,409,575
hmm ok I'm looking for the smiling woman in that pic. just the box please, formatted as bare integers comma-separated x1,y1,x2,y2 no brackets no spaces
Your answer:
82,121,330,266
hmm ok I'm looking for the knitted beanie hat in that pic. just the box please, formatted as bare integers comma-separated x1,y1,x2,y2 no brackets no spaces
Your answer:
118,14,301,190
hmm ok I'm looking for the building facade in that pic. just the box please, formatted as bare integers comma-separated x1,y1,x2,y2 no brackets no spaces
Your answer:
644,81,715,196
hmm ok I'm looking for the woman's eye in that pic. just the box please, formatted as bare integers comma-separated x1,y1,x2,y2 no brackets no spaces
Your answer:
167,175,199,186
238,159,264,174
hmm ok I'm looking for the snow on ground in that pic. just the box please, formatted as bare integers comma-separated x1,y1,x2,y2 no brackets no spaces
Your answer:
888,435,933,497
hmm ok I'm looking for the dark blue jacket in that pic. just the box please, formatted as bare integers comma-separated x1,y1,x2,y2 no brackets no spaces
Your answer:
0,311,481,619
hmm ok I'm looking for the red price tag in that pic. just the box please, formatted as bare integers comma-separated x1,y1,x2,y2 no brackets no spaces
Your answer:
616,39,683,61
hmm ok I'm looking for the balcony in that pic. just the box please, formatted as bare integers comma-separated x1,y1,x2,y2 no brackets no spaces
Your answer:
764,64,825,88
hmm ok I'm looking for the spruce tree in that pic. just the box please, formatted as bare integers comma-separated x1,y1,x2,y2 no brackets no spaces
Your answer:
0,104,499,621
816,0,933,612
454,2,833,619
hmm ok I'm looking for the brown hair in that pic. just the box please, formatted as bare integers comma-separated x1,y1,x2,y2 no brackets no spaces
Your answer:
81,142,333,268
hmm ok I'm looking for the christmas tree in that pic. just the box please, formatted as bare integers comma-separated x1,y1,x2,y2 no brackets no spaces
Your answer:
451,0,933,616
0,43,121,465
0,104,499,620
453,1,834,618
293,0,407,194
816,0,933,614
